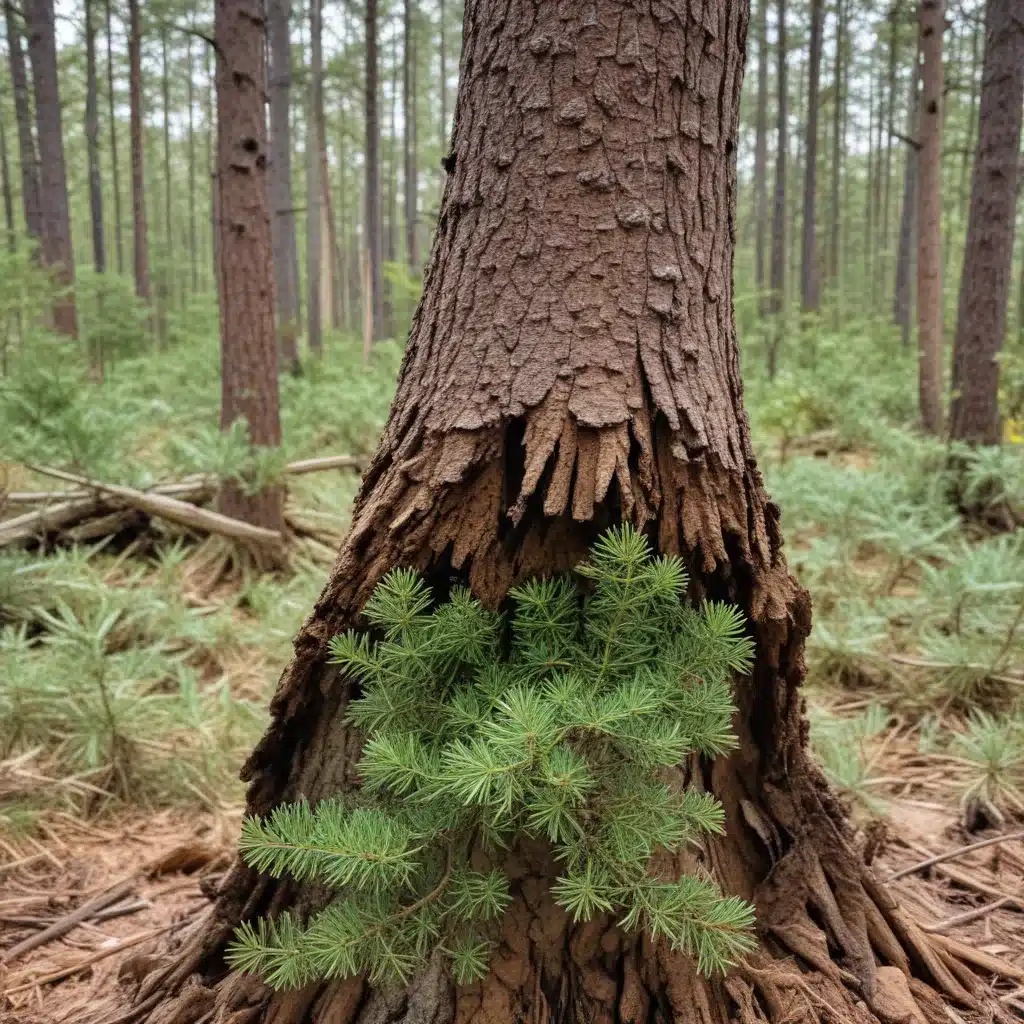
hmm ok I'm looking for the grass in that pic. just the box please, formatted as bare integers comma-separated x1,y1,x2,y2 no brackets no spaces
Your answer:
1,308,1023,834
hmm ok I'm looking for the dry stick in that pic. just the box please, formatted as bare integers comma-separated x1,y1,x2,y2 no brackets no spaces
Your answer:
3,924,175,996
933,863,1024,911
887,830,1024,881
24,465,281,546
922,896,1012,934
285,453,365,474
931,934,1024,984
1,878,136,962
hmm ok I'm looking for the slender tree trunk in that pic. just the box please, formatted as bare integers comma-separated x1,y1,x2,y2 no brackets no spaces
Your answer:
187,34,198,294
214,0,283,535
206,38,216,297
161,26,173,333
917,0,944,434
104,0,124,275
267,0,300,372
385,28,399,333
438,0,446,179
865,71,875,296
788,50,804,309
4,0,42,244
894,43,921,344
306,0,323,355
365,0,383,340
26,0,78,338
828,0,844,288
767,0,787,375
873,54,885,303
85,0,106,275
802,0,823,313
880,5,899,304
128,0,150,303
132,6,978,1022
403,0,418,274
0,111,13,251
956,22,982,251
754,0,768,316
316,78,342,331
949,0,1024,446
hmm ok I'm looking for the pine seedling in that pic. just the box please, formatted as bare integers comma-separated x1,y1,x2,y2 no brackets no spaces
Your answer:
227,526,757,989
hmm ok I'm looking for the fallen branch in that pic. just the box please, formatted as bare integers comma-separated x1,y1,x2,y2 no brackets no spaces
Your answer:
931,934,1024,984
887,830,1024,881
922,896,1012,934
285,453,365,475
24,465,281,547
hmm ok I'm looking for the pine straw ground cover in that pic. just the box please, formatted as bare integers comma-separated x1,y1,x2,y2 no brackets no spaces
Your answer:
1,323,1024,1019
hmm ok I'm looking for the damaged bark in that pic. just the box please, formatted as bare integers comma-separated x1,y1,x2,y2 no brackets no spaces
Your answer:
136,3,986,1023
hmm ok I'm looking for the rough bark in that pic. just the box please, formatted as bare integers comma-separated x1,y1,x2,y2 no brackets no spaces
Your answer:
26,0,78,338
85,0,106,275
268,0,301,372
894,43,921,346
306,0,323,356
128,0,150,303
917,0,944,435
753,0,768,316
4,0,42,245
365,0,384,341
767,0,786,373
801,0,822,313
403,0,418,274
948,0,1024,446
135,4,981,1024
214,0,283,535
105,0,124,275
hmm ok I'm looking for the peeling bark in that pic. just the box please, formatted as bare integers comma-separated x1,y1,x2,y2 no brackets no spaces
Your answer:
137,4,982,1023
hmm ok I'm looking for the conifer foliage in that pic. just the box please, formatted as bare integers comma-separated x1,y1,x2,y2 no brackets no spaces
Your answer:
227,526,757,989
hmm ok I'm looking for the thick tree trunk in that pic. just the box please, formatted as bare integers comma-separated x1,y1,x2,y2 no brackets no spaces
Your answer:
135,4,980,1023
403,0,418,274
214,0,283,535
306,0,323,356
128,0,151,304
26,0,78,339
85,0,106,275
801,0,822,313
894,44,921,346
917,0,944,435
948,0,1024,446
105,0,124,276
767,0,786,374
365,0,384,341
268,0,301,373
753,0,768,317
4,0,43,245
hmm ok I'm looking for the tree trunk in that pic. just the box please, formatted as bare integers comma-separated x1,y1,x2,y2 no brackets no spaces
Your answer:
267,0,301,373
894,42,921,345
767,0,787,374
948,0,1024,446
317,85,342,332
105,0,124,276
0,109,13,252
128,0,150,303
4,0,42,245
160,26,173,337
26,0,78,339
880,5,899,305
801,0,822,313
438,0,446,169
187,34,198,294
828,0,844,288
85,0,106,275
403,0,418,274
954,20,981,269
306,0,323,356
385,27,399,334
754,0,768,316
917,0,944,435
214,0,283,535
365,0,384,341
130,5,978,1023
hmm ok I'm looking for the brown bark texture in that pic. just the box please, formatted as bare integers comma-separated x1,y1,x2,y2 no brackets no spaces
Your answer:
4,0,43,244
26,0,77,338
214,0,283,534
129,0,151,303
916,0,944,435
800,0,822,313
948,0,1024,447
85,0,106,275
138,4,982,1024
267,0,301,372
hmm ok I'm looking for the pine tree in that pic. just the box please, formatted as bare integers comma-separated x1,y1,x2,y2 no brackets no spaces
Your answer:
227,526,755,989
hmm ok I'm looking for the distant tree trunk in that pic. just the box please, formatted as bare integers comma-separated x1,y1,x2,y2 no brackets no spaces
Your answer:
956,22,982,249
4,0,43,244
880,6,899,300
306,0,323,356
215,0,283,535
316,78,342,331
365,0,383,340
267,0,300,372
949,0,1024,446
26,0,78,338
85,0,106,275
754,0,768,315
385,28,399,332
865,71,875,293
894,45,921,345
403,0,418,274
917,0,944,435
828,0,845,287
160,26,173,334
438,0,446,166
206,40,216,296
789,52,804,304
128,0,150,303
767,0,787,375
104,0,124,275
801,0,823,313
872,57,885,300
0,112,13,251
186,35,197,294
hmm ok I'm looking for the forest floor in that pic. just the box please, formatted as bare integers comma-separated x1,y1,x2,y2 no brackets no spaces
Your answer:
1,327,1023,1020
